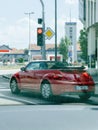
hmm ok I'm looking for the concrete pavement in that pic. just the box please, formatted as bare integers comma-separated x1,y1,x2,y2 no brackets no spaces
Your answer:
0,69,19,75
0,98,23,105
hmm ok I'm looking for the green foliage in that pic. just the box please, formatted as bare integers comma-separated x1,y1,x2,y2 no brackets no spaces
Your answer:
79,28,88,63
59,36,70,62
18,58,24,63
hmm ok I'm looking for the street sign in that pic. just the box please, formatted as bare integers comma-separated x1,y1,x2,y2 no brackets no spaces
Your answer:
44,27,55,40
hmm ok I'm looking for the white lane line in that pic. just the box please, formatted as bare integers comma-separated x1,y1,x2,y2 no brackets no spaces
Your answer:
0,93,37,105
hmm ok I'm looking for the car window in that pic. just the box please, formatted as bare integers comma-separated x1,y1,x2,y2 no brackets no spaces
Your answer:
26,62,40,70
39,62,48,69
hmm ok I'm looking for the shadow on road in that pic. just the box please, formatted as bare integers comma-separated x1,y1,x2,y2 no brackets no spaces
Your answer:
10,91,98,105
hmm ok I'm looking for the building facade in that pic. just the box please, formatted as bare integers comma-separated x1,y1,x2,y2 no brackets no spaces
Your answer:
65,22,77,63
79,0,98,69
0,44,81,63
0,45,27,63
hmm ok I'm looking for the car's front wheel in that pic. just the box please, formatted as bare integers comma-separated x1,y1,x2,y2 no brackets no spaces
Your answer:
10,79,20,94
41,81,52,100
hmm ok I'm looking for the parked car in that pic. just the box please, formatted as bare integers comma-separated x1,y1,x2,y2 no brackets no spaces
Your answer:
10,61,95,100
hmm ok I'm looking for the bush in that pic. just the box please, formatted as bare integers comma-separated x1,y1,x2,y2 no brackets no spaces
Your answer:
18,58,24,63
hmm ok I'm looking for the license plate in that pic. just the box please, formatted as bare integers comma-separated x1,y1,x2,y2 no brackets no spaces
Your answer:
75,86,88,90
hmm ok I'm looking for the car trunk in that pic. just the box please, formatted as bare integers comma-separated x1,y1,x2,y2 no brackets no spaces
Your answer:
60,67,94,85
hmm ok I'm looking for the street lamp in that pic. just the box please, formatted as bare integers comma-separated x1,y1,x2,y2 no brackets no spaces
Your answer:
25,12,34,62
40,0,46,60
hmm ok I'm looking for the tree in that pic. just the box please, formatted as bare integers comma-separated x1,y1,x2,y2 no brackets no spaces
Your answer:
59,36,70,62
79,28,88,63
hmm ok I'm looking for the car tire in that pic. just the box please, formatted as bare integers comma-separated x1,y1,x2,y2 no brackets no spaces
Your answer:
41,81,52,100
79,94,91,100
10,79,20,94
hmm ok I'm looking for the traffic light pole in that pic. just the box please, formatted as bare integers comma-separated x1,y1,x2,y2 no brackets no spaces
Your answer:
40,0,46,60
55,0,57,62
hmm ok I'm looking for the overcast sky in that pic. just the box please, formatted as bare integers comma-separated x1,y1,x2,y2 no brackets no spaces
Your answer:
0,0,83,49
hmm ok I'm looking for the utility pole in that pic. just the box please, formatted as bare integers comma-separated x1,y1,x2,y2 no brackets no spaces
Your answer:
40,0,46,60
25,12,34,62
55,0,57,62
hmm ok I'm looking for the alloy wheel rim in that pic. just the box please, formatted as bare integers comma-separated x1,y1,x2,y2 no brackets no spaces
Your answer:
42,84,51,98
11,80,17,92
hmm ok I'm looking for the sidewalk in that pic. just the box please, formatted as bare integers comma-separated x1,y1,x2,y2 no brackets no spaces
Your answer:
0,69,19,75
0,98,23,105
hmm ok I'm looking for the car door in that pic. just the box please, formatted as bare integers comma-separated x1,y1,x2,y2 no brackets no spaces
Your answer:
19,62,40,90
27,61,49,91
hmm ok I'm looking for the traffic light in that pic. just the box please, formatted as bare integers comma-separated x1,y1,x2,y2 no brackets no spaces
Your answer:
38,18,43,24
37,27,43,46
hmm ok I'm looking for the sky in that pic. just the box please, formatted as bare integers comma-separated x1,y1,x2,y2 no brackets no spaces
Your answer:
0,0,83,49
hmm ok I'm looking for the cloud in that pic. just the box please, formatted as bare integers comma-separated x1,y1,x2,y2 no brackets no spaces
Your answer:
0,17,38,49
0,17,6,24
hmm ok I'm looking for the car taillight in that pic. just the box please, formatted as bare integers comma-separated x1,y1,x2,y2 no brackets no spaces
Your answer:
82,72,89,79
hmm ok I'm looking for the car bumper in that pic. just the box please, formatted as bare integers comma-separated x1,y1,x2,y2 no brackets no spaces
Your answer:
51,82,95,96
60,91,95,97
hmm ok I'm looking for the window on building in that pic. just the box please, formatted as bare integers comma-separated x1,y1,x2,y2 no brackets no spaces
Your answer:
70,27,73,32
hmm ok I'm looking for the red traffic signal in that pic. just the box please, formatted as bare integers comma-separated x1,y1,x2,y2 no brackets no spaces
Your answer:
37,28,43,34
37,28,43,46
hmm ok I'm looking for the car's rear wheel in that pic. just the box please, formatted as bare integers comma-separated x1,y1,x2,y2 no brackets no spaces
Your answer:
41,81,52,100
10,79,20,94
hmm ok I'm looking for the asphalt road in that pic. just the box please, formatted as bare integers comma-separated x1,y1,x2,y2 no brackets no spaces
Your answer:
0,76,98,106
0,105,98,130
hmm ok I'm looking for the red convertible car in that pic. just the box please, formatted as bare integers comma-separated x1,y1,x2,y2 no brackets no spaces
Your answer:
10,61,95,100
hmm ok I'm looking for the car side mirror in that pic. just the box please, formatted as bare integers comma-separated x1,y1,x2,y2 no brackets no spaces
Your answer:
20,67,26,71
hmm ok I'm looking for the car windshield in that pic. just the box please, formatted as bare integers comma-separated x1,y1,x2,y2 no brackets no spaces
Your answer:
0,0,98,107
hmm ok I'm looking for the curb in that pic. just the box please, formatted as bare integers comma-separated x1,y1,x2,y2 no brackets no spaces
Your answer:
2,75,11,80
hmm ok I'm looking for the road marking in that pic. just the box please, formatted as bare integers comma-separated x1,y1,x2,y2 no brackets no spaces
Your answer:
0,93,37,105
0,105,93,113
0,98,23,105
0,88,10,91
